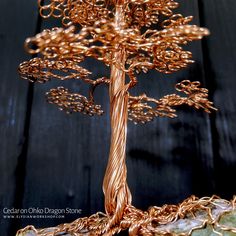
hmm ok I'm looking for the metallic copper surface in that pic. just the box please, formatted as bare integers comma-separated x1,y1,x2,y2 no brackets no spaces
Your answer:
16,1,227,235
16,196,236,235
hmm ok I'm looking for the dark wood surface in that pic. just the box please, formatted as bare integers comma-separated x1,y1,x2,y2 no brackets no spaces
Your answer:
0,1,235,235
0,0,39,235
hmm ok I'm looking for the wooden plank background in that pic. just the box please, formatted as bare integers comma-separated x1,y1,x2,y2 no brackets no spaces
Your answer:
0,0,235,235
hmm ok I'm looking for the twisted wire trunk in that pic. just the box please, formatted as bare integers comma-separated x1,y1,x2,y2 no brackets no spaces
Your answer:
102,3,132,229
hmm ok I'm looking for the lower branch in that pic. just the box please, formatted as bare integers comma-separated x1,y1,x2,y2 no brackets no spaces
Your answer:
128,80,217,124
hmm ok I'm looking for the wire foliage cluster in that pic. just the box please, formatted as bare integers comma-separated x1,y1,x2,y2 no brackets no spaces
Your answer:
19,0,214,124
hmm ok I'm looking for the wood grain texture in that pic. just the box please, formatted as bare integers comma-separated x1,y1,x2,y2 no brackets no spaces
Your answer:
127,0,215,210
21,0,214,227
21,16,111,229
0,1,39,235
0,0,235,235
198,0,236,198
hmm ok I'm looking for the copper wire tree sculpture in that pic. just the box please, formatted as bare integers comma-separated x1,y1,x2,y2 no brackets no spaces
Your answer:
17,0,236,235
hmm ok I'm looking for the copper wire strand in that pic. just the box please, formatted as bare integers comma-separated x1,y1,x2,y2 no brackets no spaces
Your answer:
128,80,217,124
16,0,231,236
16,196,236,236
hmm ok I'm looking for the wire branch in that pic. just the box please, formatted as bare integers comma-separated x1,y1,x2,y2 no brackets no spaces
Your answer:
89,77,110,101
128,80,217,124
46,86,104,116
18,57,95,84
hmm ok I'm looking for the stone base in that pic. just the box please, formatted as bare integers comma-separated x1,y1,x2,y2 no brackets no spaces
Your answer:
16,196,236,236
